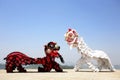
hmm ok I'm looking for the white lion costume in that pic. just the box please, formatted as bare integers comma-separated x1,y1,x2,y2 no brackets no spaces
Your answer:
64,28,115,72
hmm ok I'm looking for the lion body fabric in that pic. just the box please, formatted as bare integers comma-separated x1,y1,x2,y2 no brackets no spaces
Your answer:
5,51,63,73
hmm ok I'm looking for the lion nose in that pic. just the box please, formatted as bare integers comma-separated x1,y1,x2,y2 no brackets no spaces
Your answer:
55,45,60,50
57,46,60,50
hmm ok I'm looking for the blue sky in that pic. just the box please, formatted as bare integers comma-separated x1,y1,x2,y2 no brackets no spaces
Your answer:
0,0,120,65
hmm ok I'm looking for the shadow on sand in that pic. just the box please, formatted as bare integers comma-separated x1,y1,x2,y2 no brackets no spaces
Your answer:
76,70,115,73
8,71,68,73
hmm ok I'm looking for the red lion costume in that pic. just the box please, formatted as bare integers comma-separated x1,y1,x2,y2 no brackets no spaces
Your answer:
4,42,64,73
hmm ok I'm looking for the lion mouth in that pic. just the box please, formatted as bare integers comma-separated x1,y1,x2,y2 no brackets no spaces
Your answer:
66,37,74,42
51,50,59,57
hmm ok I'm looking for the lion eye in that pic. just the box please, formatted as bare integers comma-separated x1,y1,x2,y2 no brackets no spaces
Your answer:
50,44,54,48
46,49,51,53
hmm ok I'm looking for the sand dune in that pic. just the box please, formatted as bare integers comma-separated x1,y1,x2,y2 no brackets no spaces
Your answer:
0,69,120,80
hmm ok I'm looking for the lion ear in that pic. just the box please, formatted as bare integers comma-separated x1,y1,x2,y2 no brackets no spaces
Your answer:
73,30,76,33
44,45,47,48
68,28,72,31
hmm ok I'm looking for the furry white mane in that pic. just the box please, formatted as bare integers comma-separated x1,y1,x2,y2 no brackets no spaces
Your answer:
65,28,115,72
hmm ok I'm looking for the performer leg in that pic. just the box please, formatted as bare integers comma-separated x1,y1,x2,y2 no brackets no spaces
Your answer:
104,58,116,72
53,62,63,72
38,67,45,72
38,64,52,72
17,65,26,72
6,64,13,73
74,56,86,71
86,59,99,72
97,58,103,71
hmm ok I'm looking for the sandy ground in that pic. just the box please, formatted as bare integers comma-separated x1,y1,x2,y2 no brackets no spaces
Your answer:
0,69,120,80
